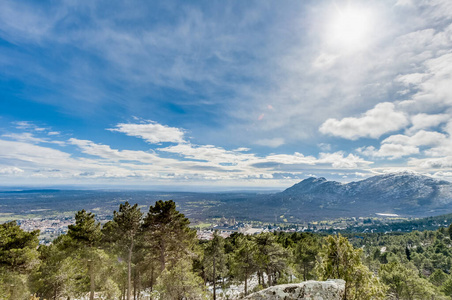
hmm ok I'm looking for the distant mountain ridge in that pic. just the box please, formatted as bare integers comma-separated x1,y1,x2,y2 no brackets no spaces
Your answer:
253,173,452,220
2,173,452,223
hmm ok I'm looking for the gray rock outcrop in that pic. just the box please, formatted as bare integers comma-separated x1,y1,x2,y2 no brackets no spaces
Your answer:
243,279,345,300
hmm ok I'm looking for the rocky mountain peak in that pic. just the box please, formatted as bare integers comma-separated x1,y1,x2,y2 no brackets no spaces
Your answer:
271,173,452,218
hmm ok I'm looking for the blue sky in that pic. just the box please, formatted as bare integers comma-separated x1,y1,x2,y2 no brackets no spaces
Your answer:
1,0,452,189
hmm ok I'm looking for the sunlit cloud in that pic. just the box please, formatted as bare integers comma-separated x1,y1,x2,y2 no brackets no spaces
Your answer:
108,122,186,144
320,103,409,140
0,167,24,175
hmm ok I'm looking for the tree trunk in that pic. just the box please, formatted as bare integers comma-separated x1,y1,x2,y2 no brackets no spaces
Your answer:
160,241,166,271
267,267,271,287
137,271,141,300
303,262,307,281
203,267,207,285
127,239,134,300
150,265,155,292
244,271,248,296
213,255,216,300
89,259,95,300
133,273,137,300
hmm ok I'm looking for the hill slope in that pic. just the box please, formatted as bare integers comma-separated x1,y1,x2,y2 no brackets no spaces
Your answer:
3,173,452,223
242,173,452,221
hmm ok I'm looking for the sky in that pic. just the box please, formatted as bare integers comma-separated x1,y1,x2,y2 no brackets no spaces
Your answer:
1,0,452,189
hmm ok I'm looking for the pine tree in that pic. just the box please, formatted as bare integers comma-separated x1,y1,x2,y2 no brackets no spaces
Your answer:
0,221,39,299
203,231,227,300
293,233,319,281
103,202,142,300
156,258,207,300
30,241,84,300
0,221,39,272
67,210,102,300
141,200,197,272
379,261,446,299
254,233,288,287
230,235,257,296
315,234,386,300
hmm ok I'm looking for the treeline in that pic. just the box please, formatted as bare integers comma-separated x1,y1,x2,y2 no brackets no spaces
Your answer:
0,200,451,299
337,213,452,234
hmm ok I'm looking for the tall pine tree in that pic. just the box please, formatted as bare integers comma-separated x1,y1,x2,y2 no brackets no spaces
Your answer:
103,202,142,300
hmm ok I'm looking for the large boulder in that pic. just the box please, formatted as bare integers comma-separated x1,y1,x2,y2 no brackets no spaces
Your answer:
243,279,345,300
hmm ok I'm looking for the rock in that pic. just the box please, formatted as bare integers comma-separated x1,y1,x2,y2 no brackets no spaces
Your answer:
243,279,345,300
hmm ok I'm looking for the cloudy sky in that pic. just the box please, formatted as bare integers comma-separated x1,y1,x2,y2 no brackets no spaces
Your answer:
1,0,452,189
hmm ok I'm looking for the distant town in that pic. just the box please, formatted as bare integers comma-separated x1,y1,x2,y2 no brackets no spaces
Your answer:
14,213,452,245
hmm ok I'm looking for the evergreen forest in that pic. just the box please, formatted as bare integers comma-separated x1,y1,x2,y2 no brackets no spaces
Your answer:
2,200,452,300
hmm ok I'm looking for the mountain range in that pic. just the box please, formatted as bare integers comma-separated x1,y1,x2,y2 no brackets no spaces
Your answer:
212,173,452,222
2,173,452,223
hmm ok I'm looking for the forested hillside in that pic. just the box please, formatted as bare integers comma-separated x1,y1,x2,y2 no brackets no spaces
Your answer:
1,200,452,299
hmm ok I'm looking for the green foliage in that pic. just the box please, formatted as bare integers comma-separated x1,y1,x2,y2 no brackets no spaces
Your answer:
315,234,386,300
379,261,447,300
442,277,452,296
104,202,142,300
103,202,143,250
202,231,227,298
293,233,319,281
430,269,449,287
230,234,257,296
0,221,39,272
254,232,289,287
7,200,452,300
156,258,207,300
30,243,80,299
142,200,197,271
0,221,39,299
0,272,30,300
67,209,102,248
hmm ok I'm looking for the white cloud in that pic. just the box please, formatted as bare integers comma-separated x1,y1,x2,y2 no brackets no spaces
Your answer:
158,143,256,165
68,138,161,163
396,72,428,86
233,147,250,152
358,144,419,159
0,139,73,167
319,102,409,140
0,130,376,185
13,121,47,132
254,138,285,148
312,53,339,69
318,143,331,152
108,121,186,144
265,152,317,165
318,152,373,168
408,157,452,169
408,113,450,133
424,140,452,157
2,132,65,146
0,167,24,175
400,53,452,112
382,130,446,147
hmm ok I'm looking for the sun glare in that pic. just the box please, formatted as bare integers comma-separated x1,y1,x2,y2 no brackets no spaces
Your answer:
328,6,373,52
